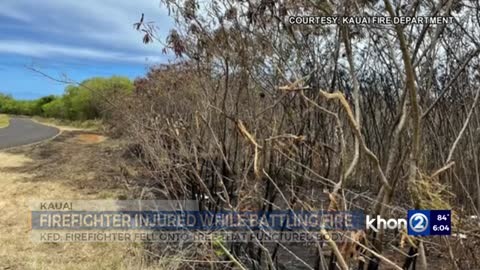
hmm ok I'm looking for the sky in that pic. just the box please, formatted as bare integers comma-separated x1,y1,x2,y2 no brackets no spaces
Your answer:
0,0,173,99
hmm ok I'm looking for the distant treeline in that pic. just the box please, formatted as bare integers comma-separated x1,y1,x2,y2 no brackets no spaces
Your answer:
0,76,133,121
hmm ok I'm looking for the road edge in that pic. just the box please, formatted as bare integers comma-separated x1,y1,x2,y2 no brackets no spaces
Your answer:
0,120,62,152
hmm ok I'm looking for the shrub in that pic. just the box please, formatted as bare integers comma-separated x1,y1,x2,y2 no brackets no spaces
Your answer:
0,76,133,121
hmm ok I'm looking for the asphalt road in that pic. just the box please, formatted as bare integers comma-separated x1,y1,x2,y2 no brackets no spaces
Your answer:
0,118,60,150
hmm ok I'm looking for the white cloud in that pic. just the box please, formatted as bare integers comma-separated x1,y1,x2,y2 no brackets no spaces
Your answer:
0,40,167,64
0,0,173,63
0,3,33,22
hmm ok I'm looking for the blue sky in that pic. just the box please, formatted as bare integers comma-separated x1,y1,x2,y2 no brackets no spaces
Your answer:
0,0,173,99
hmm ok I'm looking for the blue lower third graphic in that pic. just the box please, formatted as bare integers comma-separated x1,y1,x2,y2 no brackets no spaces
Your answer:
408,210,451,236
430,210,451,236
31,210,366,231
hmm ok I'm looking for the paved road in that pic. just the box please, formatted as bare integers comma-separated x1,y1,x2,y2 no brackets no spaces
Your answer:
0,118,60,150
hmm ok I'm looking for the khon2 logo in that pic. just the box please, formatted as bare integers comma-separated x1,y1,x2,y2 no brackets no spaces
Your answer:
408,212,429,235
366,210,451,236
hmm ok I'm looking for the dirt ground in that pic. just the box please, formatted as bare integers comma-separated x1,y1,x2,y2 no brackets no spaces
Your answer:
0,130,149,270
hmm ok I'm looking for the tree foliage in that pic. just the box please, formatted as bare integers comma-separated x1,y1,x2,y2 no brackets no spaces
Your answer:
0,76,133,120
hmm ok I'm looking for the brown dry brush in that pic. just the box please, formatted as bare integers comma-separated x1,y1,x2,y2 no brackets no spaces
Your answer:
104,0,480,269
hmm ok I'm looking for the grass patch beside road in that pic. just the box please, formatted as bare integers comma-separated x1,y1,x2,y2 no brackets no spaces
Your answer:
0,114,10,128
31,116,101,131
0,131,141,269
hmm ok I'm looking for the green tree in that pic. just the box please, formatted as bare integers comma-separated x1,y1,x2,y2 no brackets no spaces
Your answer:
0,76,133,120
63,76,133,120
42,97,65,118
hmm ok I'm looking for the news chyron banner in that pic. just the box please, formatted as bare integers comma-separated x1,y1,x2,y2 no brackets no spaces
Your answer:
29,201,451,243
30,200,364,243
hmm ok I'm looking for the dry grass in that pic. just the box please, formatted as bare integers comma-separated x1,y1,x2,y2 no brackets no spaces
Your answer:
0,114,10,128
0,152,32,168
0,132,178,270
0,151,133,269
31,116,101,131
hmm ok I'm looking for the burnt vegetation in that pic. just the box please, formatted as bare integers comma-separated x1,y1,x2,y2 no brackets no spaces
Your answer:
100,0,480,269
